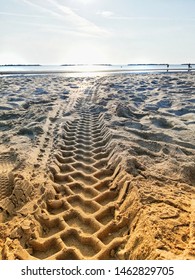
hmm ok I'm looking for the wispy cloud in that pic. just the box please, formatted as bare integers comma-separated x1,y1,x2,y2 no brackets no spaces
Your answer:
0,11,45,18
96,10,195,22
20,0,110,37
97,11,114,18
21,0,61,17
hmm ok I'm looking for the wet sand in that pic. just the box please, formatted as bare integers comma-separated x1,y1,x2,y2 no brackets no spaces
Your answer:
0,72,195,260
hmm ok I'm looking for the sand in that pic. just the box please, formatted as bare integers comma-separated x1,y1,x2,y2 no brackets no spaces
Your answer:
0,72,195,260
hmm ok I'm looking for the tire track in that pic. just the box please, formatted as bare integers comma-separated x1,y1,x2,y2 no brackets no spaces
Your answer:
18,107,129,260
0,152,17,201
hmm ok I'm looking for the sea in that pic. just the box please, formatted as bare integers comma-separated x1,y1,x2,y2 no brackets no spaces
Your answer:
0,64,194,77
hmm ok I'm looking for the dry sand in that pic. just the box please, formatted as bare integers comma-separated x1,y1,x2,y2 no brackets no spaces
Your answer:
0,72,195,260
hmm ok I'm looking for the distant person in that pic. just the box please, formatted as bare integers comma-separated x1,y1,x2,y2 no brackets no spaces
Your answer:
167,64,169,72
188,63,192,72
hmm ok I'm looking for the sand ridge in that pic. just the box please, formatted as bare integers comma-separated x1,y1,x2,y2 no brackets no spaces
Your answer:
0,73,195,259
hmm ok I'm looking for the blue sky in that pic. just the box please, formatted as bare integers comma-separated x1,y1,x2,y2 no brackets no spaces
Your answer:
0,0,195,64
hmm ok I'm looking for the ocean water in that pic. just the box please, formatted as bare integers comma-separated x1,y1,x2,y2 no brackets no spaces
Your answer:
0,64,194,76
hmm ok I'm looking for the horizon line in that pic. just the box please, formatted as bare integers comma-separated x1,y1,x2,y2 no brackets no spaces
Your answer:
1,63,195,66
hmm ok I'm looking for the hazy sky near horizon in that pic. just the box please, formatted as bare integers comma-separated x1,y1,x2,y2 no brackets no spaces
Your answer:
0,0,195,64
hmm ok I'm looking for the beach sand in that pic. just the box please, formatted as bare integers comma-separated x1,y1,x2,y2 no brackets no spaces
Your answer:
0,72,195,260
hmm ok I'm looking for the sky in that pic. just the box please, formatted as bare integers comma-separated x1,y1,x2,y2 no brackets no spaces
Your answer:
0,0,195,64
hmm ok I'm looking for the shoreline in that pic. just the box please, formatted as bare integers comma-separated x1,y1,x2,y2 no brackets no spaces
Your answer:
0,68,194,76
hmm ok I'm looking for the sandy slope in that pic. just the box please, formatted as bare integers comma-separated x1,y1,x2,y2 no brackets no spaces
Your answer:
0,72,195,260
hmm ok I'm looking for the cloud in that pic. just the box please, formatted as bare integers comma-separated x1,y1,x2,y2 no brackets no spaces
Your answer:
96,10,195,22
21,0,62,17
20,0,110,37
97,11,114,18
0,11,45,18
